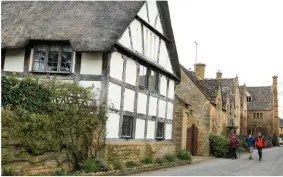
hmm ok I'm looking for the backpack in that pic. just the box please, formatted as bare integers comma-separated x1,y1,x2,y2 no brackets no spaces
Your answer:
231,136,238,148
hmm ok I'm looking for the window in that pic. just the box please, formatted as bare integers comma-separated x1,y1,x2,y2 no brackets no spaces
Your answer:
257,113,259,119
149,70,159,91
139,65,148,87
156,122,165,139
253,113,256,119
121,116,134,138
247,96,252,103
33,44,73,72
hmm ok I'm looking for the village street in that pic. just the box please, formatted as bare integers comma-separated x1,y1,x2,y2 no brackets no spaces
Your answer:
134,147,283,176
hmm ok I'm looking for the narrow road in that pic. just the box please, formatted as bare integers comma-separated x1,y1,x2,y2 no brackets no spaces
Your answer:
134,147,283,176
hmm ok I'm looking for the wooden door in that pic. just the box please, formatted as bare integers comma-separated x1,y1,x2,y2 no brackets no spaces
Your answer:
186,124,198,155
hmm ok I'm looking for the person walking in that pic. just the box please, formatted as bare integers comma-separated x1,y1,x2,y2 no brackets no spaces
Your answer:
230,133,239,159
254,132,265,161
246,134,255,160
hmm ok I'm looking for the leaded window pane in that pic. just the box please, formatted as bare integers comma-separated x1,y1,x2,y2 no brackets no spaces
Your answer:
139,65,147,87
149,70,158,91
121,116,133,138
156,122,164,139
61,45,72,72
34,50,46,72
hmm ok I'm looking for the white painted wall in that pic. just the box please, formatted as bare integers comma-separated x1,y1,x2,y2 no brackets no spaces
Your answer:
147,1,158,28
130,19,143,54
80,52,102,75
118,27,132,50
147,120,155,139
125,58,137,86
148,96,158,116
110,52,124,81
135,119,145,139
108,82,122,109
137,92,147,114
123,88,135,112
160,74,167,96
168,79,175,99
165,123,172,139
137,2,149,23
159,40,173,74
106,113,120,138
143,26,159,62
4,49,25,72
158,100,166,118
79,81,101,101
167,102,173,120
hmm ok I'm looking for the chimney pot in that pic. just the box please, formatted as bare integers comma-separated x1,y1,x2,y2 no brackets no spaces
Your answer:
216,70,222,79
194,63,206,80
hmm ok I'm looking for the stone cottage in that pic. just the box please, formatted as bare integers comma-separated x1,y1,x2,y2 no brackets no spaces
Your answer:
176,64,227,156
246,76,279,136
213,71,241,135
1,1,183,173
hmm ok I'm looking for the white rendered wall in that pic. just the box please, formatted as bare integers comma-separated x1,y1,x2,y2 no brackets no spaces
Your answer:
158,40,173,74
168,80,175,99
137,92,147,114
4,49,25,72
137,2,149,23
167,102,173,120
143,26,159,62
123,88,135,112
165,123,172,139
110,52,124,81
125,58,137,86
158,100,166,118
148,96,157,116
160,75,167,96
108,82,122,109
106,113,120,138
130,19,143,54
79,81,101,101
135,119,145,139
118,27,132,50
80,52,102,75
146,120,155,139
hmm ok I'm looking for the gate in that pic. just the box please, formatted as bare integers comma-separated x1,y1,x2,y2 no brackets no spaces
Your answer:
186,124,198,155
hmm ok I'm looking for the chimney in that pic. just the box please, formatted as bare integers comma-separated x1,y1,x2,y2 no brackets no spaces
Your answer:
194,63,206,80
272,75,279,135
216,70,222,79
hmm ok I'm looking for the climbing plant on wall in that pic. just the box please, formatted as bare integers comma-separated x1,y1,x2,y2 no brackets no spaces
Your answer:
1,74,107,170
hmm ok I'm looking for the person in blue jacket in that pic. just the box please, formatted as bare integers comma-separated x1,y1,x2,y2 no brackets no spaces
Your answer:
246,134,255,160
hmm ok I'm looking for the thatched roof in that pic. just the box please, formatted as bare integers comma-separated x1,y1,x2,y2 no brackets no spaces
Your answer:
1,1,144,51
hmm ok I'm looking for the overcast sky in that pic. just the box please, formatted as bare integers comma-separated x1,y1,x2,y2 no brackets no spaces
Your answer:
168,0,283,118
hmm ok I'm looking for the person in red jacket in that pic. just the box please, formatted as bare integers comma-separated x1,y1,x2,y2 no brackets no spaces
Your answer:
254,132,265,161
230,133,239,159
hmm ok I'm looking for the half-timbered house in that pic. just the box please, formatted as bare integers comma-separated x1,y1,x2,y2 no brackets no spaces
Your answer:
1,1,181,162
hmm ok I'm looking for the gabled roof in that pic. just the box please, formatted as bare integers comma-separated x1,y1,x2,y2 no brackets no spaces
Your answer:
246,86,273,110
180,65,220,103
280,118,283,128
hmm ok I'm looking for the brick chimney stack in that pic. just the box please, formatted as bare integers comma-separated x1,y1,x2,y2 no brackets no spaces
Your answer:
194,63,206,80
216,70,222,79
272,75,279,135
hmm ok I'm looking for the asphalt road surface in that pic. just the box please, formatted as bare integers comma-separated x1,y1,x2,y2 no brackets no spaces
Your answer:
134,147,283,176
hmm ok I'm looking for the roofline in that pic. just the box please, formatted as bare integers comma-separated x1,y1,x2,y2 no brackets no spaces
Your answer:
247,109,273,111
114,43,180,81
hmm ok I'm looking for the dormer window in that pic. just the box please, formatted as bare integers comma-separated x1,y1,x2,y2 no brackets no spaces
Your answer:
247,96,252,103
33,43,73,73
